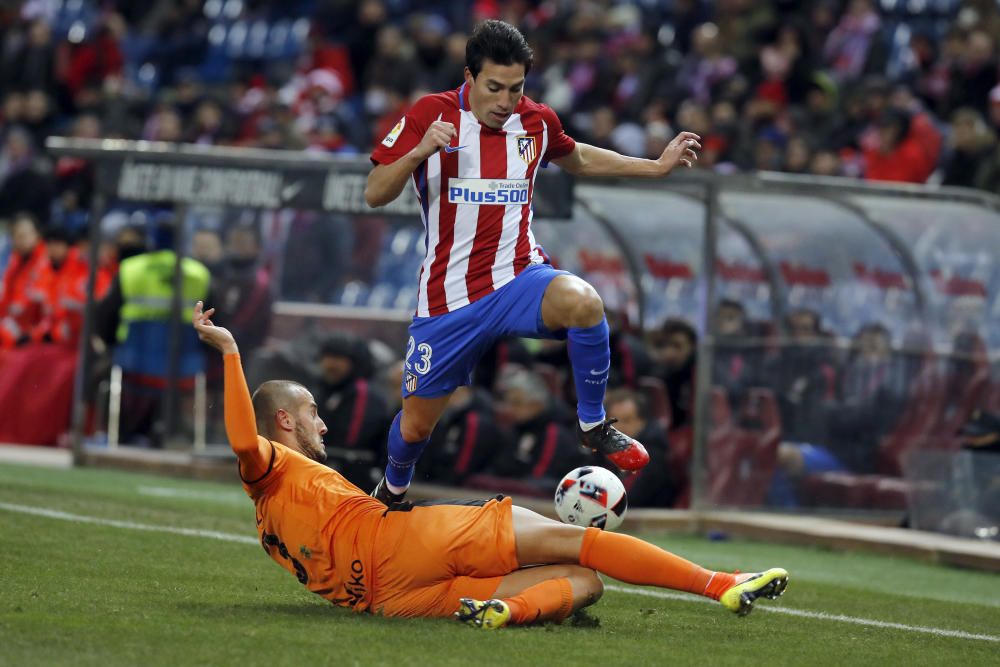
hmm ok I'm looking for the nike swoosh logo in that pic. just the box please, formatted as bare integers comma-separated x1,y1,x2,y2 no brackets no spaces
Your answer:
281,182,304,201
444,145,466,153
590,362,611,376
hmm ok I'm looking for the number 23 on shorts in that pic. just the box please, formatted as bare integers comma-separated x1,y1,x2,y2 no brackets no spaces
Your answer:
406,336,433,375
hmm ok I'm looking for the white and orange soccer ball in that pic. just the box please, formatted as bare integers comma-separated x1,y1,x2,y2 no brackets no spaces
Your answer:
554,466,628,531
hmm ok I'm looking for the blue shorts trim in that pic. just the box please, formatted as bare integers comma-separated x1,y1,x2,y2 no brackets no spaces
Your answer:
401,263,571,398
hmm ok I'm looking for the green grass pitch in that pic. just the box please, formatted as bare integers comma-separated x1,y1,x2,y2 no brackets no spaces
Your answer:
1,462,998,666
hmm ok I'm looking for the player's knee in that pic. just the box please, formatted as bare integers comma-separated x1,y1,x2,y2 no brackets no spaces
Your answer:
573,568,604,606
566,283,604,328
401,419,434,442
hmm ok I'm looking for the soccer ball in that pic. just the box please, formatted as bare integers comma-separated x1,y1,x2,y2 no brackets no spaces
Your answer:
554,466,628,531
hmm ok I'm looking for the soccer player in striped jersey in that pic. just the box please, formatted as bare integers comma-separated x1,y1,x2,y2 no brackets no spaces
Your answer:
366,20,702,504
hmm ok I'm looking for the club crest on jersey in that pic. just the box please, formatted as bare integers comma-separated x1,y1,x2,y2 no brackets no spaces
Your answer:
517,136,536,164
405,371,418,393
382,117,405,148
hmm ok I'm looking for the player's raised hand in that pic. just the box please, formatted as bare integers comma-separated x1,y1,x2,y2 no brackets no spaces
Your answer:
415,120,458,160
192,300,238,355
657,131,702,175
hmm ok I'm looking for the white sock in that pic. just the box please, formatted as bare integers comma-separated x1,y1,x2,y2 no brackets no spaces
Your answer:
386,480,409,495
579,419,603,432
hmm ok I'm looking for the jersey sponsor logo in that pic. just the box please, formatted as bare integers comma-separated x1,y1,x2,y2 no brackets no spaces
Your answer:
330,559,367,607
381,117,405,147
447,178,530,206
517,136,537,164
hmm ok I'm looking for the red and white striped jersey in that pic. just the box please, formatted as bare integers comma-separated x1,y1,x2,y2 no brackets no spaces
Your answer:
370,83,576,317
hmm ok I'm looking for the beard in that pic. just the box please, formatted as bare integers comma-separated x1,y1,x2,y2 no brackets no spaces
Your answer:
294,421,327,462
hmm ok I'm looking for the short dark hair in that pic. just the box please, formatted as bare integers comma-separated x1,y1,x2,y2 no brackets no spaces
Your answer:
717,298,745,314
466,20,533,79
661,318,697,345
605,388,649,420
251,380,309,440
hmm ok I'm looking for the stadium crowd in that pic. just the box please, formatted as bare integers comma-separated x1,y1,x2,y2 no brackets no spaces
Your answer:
1,1,999,509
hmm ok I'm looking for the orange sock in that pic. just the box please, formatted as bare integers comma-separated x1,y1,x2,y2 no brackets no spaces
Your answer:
503,577,574,625
578,527,735,600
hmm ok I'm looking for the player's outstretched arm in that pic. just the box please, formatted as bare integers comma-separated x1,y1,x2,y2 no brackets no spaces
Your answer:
551,132,702,179
365,120,457,208
192,301,270,480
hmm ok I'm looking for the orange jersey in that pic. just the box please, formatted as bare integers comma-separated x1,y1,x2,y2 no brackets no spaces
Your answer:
241,439,386,610
224,352,387,611
223,352,519,619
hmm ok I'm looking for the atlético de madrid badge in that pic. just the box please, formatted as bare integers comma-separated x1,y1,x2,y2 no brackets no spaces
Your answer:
517,136,536,164
404,371,418,393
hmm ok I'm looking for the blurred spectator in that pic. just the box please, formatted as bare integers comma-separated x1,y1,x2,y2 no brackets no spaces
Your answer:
113,223,148,264
1,19,57,100
95,216,211,351
947,29,997,117
314,332,390,489
942,108,998,189
63,15,125,103
649,319,697,431
144,0,209,88
380,359,404,415
823,0,881,83
52,114,101,230
606,389,675,508
94,213,216,447
187,99,231,145
29,225,89,347
604,309,654,391
279,212,347,301
0,212,47,347
676,23,738,106
863,108,933,183
418,385,508,486
142,106,183,143
486,368,587,492
713,299,760,406
828,323,908,473
769,308,838,445
190,228,224,273
216,224,273,355
0,127,54,225
472,337,532,394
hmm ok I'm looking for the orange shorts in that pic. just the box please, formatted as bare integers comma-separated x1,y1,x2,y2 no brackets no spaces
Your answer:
369,496,519,618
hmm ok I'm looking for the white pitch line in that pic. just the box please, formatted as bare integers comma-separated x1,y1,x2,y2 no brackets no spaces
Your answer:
137,485,248,505
604,585,1000,644
2,500,998,644
0,501,258,545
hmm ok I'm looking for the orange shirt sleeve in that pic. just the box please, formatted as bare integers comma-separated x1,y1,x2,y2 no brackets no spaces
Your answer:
224,352,272,482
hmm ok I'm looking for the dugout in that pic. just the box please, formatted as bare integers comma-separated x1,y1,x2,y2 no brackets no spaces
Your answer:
46,137,1000,527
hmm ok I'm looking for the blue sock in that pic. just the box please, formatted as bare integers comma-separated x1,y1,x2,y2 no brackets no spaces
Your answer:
567,317,610,425
384,411,429,489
